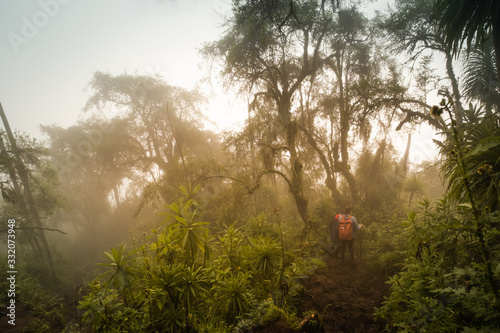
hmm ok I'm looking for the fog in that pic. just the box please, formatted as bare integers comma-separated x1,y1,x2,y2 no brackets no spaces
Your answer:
0,0,238,137
1,0,498,332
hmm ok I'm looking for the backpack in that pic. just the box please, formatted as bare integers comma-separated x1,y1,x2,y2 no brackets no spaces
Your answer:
338,215,353,240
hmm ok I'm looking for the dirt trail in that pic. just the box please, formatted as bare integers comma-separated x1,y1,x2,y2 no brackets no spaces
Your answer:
257,255,389,333
297,255,389,332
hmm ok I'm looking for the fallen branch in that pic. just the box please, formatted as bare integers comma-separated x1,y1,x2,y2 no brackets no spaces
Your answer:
0,227,67,235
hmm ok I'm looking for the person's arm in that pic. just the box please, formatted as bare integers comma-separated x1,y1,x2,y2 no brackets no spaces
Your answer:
352,216,362,231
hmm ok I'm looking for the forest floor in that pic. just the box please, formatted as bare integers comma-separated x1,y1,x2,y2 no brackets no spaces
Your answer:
256,254,390,333
1,254,389,333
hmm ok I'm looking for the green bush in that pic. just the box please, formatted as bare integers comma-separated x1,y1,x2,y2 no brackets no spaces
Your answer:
77,192,326,332
375,200,500,331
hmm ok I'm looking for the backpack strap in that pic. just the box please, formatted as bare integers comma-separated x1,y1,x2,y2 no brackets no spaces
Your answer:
339,215,352,225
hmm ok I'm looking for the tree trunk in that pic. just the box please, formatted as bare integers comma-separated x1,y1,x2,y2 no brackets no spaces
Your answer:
280,98,311,229
288,122,312,229
402,133,412,177
166,103,189,185
445,52,465,127
493,20,500,87
113,185,121,208
334,54,359,205
339,107,359,204
248,101,258,216
0,135,44,258
297,123,342,203
0,103,55,277
408,191,415,207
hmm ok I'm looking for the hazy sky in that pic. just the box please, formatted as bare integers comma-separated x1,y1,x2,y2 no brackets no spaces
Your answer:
0,0,236,138
0,0,437,164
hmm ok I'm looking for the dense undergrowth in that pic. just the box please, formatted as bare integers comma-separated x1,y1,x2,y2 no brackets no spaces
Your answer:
67,103,500,332
375,103,500,332
75,190,326,332
375,200,500,332
0,256,70,333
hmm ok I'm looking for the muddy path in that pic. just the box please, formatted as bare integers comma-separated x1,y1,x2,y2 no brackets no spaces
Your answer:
297,255,389,332
256,254,390,333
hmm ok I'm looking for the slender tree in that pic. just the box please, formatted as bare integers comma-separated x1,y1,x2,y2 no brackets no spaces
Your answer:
0,103,58,276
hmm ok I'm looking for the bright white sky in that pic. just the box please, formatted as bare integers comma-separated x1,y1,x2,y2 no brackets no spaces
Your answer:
0,0,238,136
0,0,438,165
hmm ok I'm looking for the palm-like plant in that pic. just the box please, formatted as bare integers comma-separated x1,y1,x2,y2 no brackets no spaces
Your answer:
151,229,179,266
403,175,424,207
165,198,209,265
98,245,136,305
218,225,244,270
218,273,252,319
151,263,208,330
440,104,500,211
434,0,500,83
98,245,136,292
177,265,209,330
177,265,208,307
461,39,500,112
163,303,186,333
154,264,183,306
249,236,281,279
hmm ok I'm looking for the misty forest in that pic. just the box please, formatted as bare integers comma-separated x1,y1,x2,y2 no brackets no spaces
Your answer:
1,0,500,332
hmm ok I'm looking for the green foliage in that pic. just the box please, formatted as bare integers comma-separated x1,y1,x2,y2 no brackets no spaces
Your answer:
440,104,500,211
78,191,323,332
78,282,143,332
364,218,406,276
434,0,500,61
218,224,245,270
176,265,209,308
216,272,252,319
249,235,281,280
356,146,408,274
232,298,299,332
375,197,500,331
17,276,65,332
0,130,63,271
98,244,136,292
0,271,65,332
164,198,210,265
374,100,500,331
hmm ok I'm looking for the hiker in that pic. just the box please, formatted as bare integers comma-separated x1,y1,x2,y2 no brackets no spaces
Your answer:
338,205,363,263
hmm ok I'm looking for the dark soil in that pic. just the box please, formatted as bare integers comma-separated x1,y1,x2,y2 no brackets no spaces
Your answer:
253,319,299,333
255,255,390,333
297,255,389,332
